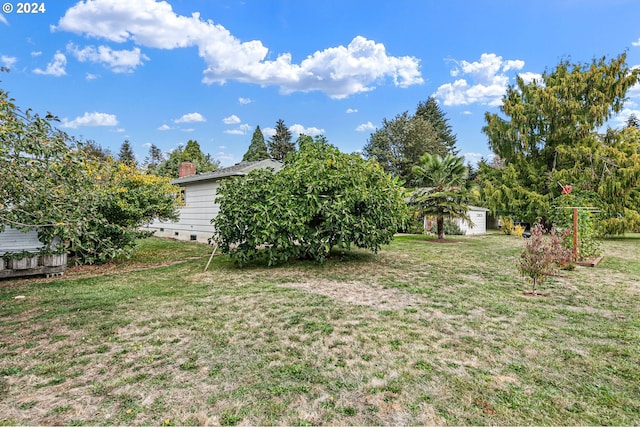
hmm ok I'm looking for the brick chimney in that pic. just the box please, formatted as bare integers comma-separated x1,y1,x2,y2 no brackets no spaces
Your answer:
178,161,196,178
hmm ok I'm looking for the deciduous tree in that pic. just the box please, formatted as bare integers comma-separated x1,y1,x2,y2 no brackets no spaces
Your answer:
363,112,442,185
156,140,219,178
0,84,181,264
213,138,407,266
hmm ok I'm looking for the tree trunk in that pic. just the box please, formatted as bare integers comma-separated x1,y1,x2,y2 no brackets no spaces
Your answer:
437,216,445,240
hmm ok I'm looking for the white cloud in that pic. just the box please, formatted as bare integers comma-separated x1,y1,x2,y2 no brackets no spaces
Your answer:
31,51,42,57
0,14,7,25
462,152,487,165
222,114,241,124
1,55,17,68
174,112,205,123
435,53,526,106
627,82,640,99
85,72,99,80
238,97,252,104
518,72,543,85
181,128,195,132
610,107,640,128
262,127,275,137
633,37,640,47
67,43,149,73
355,121,376,132
346,108,358,114
224,124,251,135
61,112,118,128
290,124,324,137
33,52,67,76
158,124,171,131
262,124,323,138
54,0,422,98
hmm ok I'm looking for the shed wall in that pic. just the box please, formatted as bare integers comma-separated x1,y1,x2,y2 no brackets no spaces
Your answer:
456,208,488,235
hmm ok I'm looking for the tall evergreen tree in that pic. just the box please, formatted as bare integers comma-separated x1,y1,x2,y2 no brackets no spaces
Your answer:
479,53,640,231
118,139,137,166
242,126,269,161
415,97,459,154
268,119,295,161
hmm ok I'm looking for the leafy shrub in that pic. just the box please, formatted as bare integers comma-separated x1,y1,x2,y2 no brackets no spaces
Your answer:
213,138,408,266
518,222,574,294
1,86,182,265
549,193,603,260
513,224,525,238
427,219,464,235
501,217,515,235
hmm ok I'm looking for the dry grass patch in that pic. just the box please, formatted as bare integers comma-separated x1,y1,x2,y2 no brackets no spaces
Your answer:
1,234,639,425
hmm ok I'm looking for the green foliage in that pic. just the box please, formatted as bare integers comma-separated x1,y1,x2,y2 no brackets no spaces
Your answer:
363,111,444,185
117,139,137,166
518,222,574,294
501,217,515,235
155,140,219,178
213,139,408,266
71,162,181,264
479,53,640,229
549,194,603,260
410,153,470,240
415,96,459,155
0,85,182,264
80,139,112,162
242,125,269,161
268,119,295,161
0,86,97,248
143,143,164,174
427,219,463,236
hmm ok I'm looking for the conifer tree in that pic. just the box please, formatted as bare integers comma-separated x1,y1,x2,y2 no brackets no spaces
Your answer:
415,97,459,155
242,126,269,161
118,139,137,166
268,119,295,161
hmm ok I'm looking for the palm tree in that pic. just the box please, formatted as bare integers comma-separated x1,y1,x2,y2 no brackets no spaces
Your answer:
411,153,470,240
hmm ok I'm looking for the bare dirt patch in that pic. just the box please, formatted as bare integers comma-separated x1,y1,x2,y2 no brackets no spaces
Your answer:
277,279,426,310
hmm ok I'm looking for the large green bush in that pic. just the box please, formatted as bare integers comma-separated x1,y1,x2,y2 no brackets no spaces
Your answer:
1,84,181,264
213,139,408,266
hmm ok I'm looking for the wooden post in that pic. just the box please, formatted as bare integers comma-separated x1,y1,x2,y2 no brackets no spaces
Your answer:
573,207,579,261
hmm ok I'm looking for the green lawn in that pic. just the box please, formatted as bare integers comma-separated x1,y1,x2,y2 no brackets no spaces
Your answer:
0,234,638,425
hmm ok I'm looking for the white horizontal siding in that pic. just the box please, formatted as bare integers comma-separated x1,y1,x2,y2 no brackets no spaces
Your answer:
146,180,221,243
0,227,44,256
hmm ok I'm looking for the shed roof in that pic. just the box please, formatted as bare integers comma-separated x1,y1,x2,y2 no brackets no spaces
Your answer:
171,159,283,185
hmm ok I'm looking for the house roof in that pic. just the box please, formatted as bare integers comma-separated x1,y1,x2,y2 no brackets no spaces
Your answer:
171,159,283,185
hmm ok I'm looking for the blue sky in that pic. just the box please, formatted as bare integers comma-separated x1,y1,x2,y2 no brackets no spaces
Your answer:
2,0,640,167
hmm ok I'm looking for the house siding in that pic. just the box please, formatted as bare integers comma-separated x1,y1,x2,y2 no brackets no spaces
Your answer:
146,181,221,243
0,227,44,256
145,160,283,244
